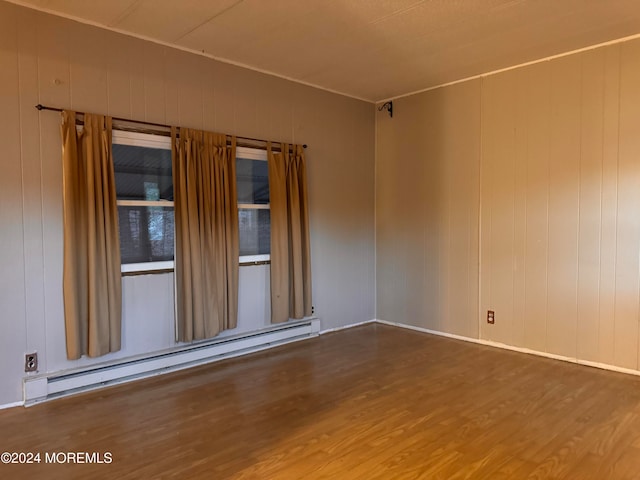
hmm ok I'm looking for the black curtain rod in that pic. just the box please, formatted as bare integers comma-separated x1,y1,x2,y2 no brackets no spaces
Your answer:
35,104,307,149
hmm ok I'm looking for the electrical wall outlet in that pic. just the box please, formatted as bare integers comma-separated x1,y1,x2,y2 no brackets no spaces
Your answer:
487,310,495,324
25,353,38,372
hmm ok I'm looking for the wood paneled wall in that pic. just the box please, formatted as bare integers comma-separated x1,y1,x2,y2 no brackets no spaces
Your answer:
481,41,640,370
376,81,481,338
377,37,640,373
0,1,375,406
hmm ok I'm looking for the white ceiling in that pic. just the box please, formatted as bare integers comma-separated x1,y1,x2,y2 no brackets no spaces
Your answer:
10,0,640,102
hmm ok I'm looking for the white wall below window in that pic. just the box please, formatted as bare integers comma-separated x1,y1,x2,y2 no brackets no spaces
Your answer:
45,267,271,373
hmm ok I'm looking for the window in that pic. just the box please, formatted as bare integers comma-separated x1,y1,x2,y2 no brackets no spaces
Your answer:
236,147,270,263
112,131,174,273
112,136,269,272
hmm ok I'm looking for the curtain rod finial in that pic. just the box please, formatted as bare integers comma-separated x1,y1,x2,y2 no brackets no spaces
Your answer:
35,104,44,110
303,144,307,149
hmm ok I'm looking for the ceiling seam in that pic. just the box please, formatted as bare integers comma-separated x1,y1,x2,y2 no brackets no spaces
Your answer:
375,30,640,104
368,0,426,26
172,0,246,43
107,0,144,28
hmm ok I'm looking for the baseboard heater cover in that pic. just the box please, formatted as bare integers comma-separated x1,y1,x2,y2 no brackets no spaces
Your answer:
24,318,320,405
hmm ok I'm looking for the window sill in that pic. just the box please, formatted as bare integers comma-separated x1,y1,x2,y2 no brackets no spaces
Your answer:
122,268,174,277
239,254,270,267
120,256,271,275
122,261,174,274
240,260,270,267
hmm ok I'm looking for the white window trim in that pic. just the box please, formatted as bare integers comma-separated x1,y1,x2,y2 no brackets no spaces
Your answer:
238,203,269,210
117,199,174,207
121,261,174,273
240,254,270,264
236,146,267,161
112,130,171,149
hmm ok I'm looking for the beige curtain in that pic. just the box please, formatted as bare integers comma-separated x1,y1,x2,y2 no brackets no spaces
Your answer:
61,110,122,360
268,143,312,323
172,128,239,342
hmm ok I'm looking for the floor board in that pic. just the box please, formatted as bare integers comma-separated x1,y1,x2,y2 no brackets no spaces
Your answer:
2,324,640,479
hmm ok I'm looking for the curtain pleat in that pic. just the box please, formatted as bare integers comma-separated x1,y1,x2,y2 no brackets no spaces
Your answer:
61,110,122,360
268,143,312,323
172,128,239,342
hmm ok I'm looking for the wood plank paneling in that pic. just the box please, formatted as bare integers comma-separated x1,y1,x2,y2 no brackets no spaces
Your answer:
598,45,621,367
37,11,71,383
174,49,203,129
512,68,528,349
0,1,27,406
420,92,438,330
128,38,146,121
377,80,480,337
69,23,109,113
546,55,581,358
481,70,517,345
615,40,640,369
211,61,237,132
142,42,166,123
233,67,259,138
522,61,551,354
379,34,640,373
444,84,480,338
105,30,132,119
162,46,180,127
479,76,494,341
577,49,605,363
17,5,47,371
201,59,217,133
0,2,375,405
479,39,640,369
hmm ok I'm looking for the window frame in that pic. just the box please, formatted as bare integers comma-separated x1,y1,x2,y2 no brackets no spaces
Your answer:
112,130,175,274
236,146,270,264
111,137,271,273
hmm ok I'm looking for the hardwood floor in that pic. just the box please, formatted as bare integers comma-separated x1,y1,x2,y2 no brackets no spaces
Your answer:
2,324,640,479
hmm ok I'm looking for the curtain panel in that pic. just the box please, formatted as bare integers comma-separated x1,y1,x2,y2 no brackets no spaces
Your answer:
268,143,312,323
61,110,122,360
172,128,239,342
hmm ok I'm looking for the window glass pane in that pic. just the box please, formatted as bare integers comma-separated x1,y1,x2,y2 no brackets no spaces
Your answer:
113,144,173,201
118,206,174,264
236,158,269,204
239,209,270,256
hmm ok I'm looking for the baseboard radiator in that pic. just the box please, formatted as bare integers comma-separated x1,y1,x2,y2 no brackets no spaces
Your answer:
23,318,320,405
